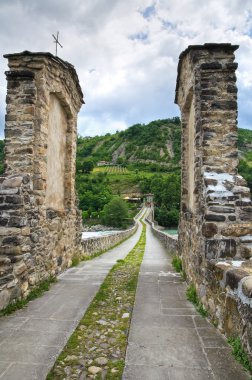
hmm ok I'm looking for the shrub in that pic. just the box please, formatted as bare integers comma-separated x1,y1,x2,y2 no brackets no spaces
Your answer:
172,255,182,273
186,284,208,318
228,337,252,372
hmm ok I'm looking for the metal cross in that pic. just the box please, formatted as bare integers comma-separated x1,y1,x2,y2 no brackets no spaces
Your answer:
52,32,63,56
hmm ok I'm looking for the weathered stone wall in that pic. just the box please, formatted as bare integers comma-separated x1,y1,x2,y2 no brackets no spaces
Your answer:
0,51,84,310
82,223,138,258
145,211,178,252
175,43,252,357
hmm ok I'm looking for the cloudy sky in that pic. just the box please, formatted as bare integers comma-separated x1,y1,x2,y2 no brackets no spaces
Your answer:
0,0,252,138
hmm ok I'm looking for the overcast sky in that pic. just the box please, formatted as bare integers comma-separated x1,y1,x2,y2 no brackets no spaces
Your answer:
0,0,252,138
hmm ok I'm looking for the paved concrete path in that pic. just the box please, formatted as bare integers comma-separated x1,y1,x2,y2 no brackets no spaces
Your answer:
0,218,143,380
123,222,250,380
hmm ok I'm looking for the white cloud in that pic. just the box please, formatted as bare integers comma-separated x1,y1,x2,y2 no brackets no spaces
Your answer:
78,113,128,137
0,0,252,139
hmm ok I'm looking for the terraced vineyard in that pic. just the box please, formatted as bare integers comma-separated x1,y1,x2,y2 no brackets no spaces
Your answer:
93,166,129,174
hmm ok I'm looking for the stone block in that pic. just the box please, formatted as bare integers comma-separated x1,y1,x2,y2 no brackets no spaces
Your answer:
202,223,218,238
240,208,252,221
240,245,252,259
0,188,19,195
5,195,23,204
211,100,237,110
0,256,11,265
0,246,22,255
2,176,23,188
209,206,235,213
0,203,22,211
225,269,249,290
0,289,11,310
228,215,236,221
201,62,222,70
222,224,252,237
2,235,21,245
0,274,14,286
0,227,20,235
205,239,236,259
236,200,252,207
14,263,27,276
21,281,29,293
205,214,226,222
21,227,30,236
241,277,252,298
0,217,8,226
8,216,27,227
0,264,12,276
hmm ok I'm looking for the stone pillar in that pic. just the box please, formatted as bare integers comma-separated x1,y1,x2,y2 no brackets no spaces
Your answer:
0,51,84,310
175,44,252,358
175,43,252,281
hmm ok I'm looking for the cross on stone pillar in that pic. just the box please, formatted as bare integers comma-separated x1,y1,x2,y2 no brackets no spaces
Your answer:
52,31,63,56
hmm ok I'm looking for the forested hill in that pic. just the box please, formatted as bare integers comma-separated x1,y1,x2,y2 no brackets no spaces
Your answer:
0,120,252,228
76,118,181,172
0,120,252,175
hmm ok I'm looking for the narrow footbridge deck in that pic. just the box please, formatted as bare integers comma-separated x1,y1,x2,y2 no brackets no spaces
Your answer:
0,219,250,380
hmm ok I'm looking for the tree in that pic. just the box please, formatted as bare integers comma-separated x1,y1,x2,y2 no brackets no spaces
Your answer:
101,197,131,228
78,158,95,174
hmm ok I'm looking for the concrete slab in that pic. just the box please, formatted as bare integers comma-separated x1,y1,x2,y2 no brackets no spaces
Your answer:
1,363,50,380
126,342,208,367
20,318,77,332
128,325,200,346
132,302,161,317
161,307,197,315
168,367,215,380
0,343,58,363
161,299,192,308
130,314,195,328
3,329,68,347
123,364,169,380
0,361,11,378
206,348,250,379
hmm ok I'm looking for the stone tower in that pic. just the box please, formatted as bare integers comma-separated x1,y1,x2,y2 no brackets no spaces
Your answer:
175,44,252,354
175,43,252,278
0,51,84,309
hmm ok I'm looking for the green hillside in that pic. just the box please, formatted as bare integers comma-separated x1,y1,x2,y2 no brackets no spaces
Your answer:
0,121,252,228
76,117,181,173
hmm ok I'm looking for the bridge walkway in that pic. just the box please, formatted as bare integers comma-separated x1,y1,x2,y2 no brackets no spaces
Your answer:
123,221,250,380
0,216,143,380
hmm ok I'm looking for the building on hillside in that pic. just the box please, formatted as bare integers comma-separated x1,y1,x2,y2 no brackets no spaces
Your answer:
123,195,142,204
97,161,110,166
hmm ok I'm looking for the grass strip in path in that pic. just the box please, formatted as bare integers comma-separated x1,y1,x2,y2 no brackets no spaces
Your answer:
47,221,146,380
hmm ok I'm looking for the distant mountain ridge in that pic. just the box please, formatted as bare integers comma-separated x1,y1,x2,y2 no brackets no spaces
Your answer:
0,118,252,175
76,117,181,172
76,118,252,172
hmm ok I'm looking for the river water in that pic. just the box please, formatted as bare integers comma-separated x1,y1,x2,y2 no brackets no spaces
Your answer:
163,229,178,236
82,230,120,239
